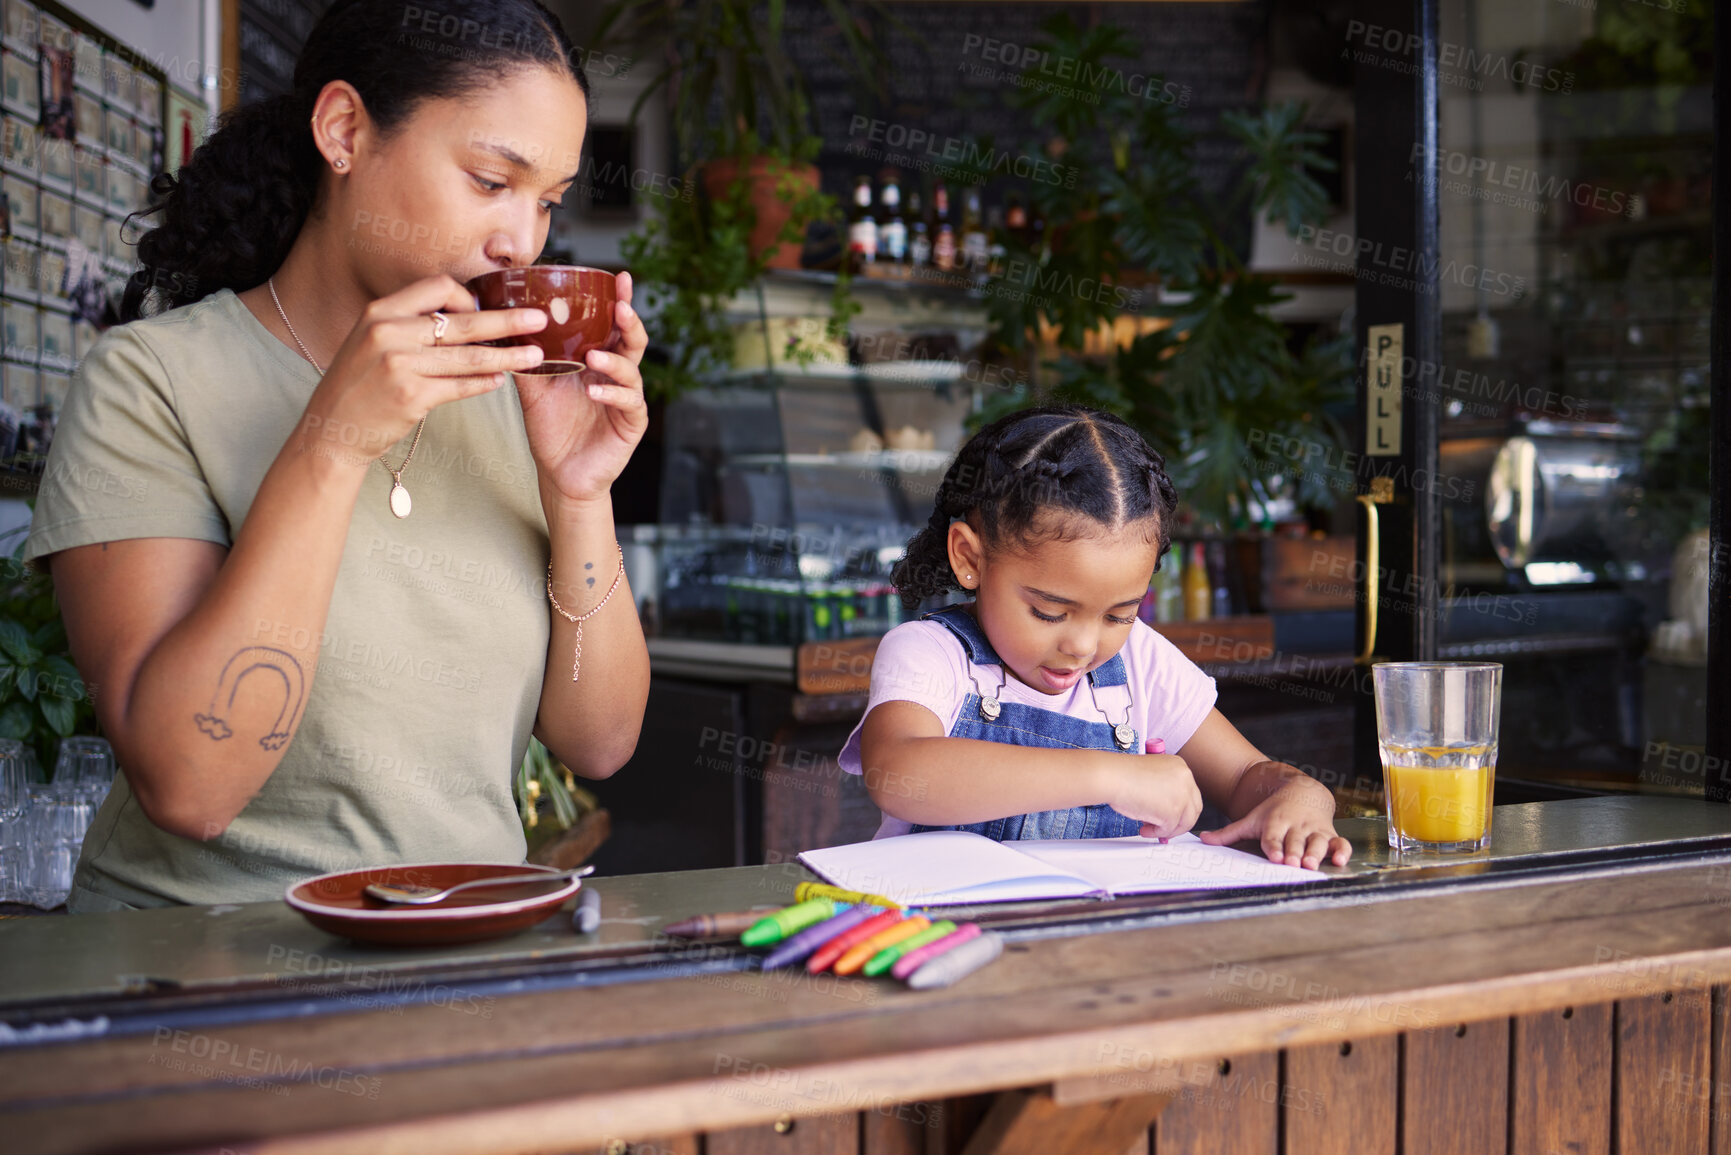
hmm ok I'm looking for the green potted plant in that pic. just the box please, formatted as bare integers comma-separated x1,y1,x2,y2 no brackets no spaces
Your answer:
518,736,612,868
619,161,859,398
966,14,1352,535
0,519,99,776
594,0,880,396
595,0,880,265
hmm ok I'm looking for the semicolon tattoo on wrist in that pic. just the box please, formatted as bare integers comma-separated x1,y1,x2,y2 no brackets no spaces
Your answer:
194,646,308,751
585,560,595,588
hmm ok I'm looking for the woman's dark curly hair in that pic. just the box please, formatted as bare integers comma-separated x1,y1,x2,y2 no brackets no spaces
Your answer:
891,405,1181,611
121,0,590,321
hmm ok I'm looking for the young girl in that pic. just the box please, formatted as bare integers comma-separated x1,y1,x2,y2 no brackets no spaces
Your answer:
840,405,1351,870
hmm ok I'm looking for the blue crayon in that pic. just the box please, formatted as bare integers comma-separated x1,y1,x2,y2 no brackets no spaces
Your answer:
759,903,879,970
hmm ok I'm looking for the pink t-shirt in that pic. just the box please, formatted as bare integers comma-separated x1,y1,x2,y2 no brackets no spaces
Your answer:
838,617,1218,838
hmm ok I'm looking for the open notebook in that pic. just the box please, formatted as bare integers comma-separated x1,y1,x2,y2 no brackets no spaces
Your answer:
797,831,1329,906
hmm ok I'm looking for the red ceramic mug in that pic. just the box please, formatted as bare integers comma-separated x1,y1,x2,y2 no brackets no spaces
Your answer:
466,265,618,376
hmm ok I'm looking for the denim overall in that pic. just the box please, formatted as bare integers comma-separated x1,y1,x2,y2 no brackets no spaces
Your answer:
908,604,1145,841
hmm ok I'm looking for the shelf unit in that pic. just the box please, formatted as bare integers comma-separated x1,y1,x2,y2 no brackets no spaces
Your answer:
647,272,993,649
0,0,172,494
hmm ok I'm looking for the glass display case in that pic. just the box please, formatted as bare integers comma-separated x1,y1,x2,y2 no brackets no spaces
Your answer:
644,272,990,647
650,367,977,646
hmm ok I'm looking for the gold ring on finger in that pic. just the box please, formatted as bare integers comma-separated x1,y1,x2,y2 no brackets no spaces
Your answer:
430,311,450,346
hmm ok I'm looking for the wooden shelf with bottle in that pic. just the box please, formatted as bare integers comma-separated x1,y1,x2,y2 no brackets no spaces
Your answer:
794,614,1281,697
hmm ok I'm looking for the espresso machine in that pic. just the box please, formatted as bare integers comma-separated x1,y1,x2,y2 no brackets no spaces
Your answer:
1438,419,1646,589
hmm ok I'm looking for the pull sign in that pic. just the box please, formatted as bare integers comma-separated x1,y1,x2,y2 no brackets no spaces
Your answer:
1366,323,1403,457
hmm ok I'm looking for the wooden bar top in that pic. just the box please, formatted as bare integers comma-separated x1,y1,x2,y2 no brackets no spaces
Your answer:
4,797,1731,1153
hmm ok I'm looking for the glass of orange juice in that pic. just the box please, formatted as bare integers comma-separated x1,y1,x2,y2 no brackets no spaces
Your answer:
1372,662,1502,853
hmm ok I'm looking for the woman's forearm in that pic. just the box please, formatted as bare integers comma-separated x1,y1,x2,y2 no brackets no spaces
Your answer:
534,492,648,777
119,423,369,838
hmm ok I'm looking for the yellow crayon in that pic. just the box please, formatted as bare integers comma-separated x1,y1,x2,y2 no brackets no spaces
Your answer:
795,882,903,910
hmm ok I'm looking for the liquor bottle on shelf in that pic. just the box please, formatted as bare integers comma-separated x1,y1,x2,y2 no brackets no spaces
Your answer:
985,203,1006,277
961,187,988,274
1207,540,1233,619
877,171,906,267
1005,193,1029,247
1182,541,1212,622
932,182,956,272
1151,555,1184,622
907,190,931,268
846,175,877,269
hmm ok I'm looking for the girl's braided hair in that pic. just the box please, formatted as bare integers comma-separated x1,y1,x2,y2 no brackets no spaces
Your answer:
891,405,1180,611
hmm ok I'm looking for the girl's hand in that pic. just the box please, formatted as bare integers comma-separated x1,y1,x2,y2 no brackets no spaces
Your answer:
514,271,650,509
1106,754,1204,841
1197,776,1352,869
301,275,548,465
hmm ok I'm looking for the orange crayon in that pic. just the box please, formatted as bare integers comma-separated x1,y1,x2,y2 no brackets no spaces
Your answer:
834,916,931,976
807,909,904,973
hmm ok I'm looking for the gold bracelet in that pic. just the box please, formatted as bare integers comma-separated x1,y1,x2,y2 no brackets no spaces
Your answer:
546,542,626,682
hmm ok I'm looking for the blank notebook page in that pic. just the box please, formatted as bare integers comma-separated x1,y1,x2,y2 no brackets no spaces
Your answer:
1013,833,1327,893
797,831,1106,904
797,831,1327,906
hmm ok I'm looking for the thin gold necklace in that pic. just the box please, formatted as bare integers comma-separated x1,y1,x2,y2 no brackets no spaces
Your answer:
268,277,426,519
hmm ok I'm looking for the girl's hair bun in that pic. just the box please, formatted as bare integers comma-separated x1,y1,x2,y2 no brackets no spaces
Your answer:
891,405,1180,611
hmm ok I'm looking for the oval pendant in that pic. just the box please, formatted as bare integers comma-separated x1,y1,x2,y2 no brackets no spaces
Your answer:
389,482,412,519
1114,723,1136,750
980,697,1001,722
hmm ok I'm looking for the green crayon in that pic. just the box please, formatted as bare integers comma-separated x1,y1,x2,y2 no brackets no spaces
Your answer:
740,899,839,947
863,920,957,976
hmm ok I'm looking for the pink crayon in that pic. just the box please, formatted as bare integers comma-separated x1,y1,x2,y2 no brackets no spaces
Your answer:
891,922,982,981
1143,739,1169,842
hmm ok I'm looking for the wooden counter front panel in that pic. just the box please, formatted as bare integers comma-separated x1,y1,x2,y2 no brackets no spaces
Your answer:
1283,1034,1397,1155
707,1112,859,1154
591,992,1712,1155
1151,1050,1278,1154
1404,1019,1508,1155
1616,989,1712,1153
1510,1002,1612,1155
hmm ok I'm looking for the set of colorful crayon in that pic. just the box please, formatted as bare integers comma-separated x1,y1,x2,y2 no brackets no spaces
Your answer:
664,889,1003,989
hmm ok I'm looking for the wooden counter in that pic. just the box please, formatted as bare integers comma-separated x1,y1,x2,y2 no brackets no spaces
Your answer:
6,797,1731,1154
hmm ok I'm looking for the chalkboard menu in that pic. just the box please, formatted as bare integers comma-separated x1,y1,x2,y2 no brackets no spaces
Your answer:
237,0,332,106
783,0,1269,254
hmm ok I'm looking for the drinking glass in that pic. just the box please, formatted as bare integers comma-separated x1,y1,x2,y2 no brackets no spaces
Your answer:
0,739,27,902
1372,662,1502,853
22,781,91,908
55,736,115,805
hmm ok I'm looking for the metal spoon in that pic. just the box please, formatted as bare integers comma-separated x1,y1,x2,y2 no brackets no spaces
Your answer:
364,864,594,906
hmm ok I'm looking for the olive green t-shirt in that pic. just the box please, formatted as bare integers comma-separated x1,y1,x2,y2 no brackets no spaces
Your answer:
23,288,552,909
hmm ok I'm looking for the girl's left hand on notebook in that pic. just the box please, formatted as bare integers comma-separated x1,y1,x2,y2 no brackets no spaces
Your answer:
1195,777,1352,869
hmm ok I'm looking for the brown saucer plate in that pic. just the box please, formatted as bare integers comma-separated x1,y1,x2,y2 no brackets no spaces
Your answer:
284,862,583,946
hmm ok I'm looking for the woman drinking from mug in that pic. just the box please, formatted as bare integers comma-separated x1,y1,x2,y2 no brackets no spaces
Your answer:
22,0,649,910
